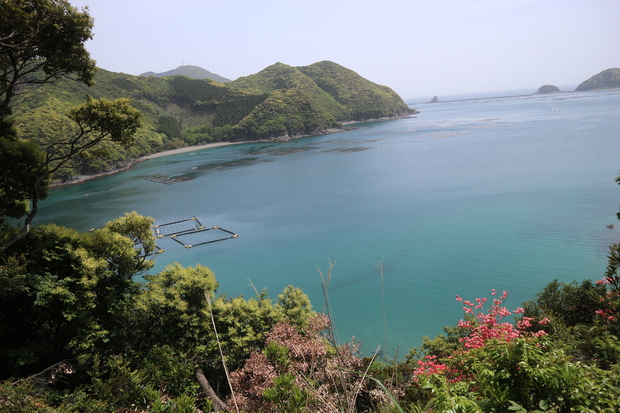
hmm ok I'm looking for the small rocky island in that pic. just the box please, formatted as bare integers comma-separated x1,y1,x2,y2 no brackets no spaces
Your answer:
536,85,560,94
429,96,439,103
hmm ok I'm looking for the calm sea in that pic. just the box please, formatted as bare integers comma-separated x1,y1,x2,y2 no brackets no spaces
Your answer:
37,89,620,357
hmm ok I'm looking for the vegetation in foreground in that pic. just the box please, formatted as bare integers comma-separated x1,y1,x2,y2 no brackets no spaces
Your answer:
1,1,619,411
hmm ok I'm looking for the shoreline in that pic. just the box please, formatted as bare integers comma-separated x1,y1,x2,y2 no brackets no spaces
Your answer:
50,140,255,188
51,113,416,188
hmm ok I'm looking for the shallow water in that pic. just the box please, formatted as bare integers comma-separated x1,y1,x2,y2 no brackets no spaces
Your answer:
38,89,620,356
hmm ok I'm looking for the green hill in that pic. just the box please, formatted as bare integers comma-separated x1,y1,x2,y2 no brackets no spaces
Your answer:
575,68,620,91
140,65,231,83
11,61,414,181
299,60,411,120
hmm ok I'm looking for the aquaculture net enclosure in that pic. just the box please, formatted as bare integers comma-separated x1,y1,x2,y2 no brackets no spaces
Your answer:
153,217,238,249
171,227,238,248
153,217,205,238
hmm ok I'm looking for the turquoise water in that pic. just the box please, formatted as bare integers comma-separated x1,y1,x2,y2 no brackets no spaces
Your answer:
37,90,620,357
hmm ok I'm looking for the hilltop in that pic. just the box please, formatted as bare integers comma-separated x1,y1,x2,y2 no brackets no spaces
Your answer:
536,85,560,94
12,61,414,181
140,65,231,83
575,68,620,91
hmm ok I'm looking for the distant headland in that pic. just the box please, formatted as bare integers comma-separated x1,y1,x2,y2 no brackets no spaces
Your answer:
575,68,620,91
140,65,231,83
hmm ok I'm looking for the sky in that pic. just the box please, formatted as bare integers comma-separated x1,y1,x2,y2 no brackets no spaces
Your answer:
68,0,619,100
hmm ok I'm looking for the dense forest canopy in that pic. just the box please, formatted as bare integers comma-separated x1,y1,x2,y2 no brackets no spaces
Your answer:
1,1,619,412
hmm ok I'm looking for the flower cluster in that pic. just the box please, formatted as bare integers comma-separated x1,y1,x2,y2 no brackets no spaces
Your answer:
595,278,619,322
413,355,449,378
455,290,547,349
413,289,550,382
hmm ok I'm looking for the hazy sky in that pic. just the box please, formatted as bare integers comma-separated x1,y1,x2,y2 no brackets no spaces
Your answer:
68,0,619,100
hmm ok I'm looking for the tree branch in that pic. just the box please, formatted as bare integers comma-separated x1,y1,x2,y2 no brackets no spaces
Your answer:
195,367,228,412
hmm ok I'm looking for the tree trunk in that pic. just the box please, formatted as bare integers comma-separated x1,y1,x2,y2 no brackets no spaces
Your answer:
195,366,228,412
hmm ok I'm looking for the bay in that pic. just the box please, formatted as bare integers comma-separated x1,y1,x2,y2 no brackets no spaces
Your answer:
37,89,620,357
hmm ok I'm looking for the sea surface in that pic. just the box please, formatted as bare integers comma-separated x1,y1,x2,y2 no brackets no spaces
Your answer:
37,89,620,357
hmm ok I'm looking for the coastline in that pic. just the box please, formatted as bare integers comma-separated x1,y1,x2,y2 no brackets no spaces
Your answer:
50,140,250,188
50,112,416,188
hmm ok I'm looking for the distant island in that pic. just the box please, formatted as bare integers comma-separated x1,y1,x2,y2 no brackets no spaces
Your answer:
536,85,560,94
575,68,620,91
429,96,439,103
13,61,415,182
140,65,231,83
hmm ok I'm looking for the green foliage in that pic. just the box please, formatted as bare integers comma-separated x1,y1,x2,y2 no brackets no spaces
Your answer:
0,0,96,108
406,325,470,363
157,115,183,139
263,372,312,412
0,138,48,220
104,210,156,261
137,263,218,350
0,212,155,378
0,379,56,413
234,88,340,139
522,279,606,330
299,60,412,120
277,285,315,329
67,96,142,146
1,95,143,253
211,292,285,364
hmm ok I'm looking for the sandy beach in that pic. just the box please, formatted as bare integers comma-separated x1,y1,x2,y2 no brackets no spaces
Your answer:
138,141,244,160
51,140,248,187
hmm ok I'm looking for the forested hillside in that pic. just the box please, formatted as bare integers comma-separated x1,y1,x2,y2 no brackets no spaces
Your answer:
575,68,620,91
12,61,414,181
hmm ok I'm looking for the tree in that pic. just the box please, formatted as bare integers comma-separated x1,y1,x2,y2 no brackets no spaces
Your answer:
0,0,95,113
0,213,155,378
1,97,142,252
0,1,142,253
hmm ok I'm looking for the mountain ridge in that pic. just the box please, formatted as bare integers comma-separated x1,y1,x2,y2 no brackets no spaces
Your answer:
139,65,231,83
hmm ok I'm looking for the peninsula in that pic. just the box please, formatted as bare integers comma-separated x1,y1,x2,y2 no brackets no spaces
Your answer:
13,61,415,183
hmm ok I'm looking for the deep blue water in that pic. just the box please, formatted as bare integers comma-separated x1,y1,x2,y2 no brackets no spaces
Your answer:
37,89,620,357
